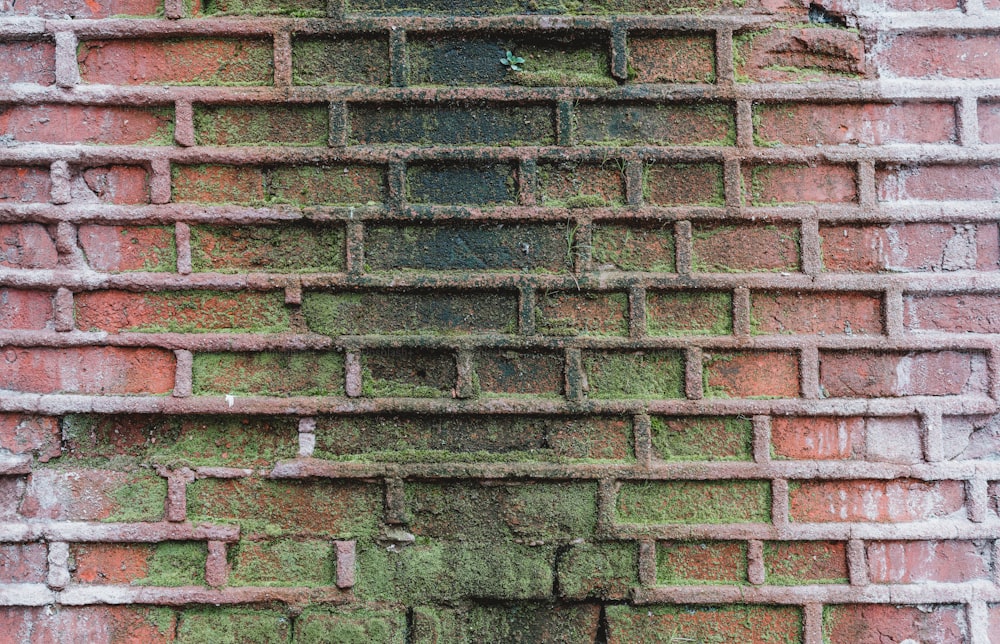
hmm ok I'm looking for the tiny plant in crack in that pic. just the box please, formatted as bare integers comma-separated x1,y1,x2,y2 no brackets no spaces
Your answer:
501,50,526,71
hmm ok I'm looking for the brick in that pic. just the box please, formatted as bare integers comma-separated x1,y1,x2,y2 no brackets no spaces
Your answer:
73,165,149,205
735,27,865,82
651,415,753,461
606,605,802,644
303,291,518,335
466,604,600,642
407,162,516,205
71,542,206,586
0,41,55,85
294,608,406,644
745,163,857,205
978,101,1000,144
583,351,685,399
877,0,958,8
647,291,732,336
627,34,715,83
942,414,1000,461
0,224,57,269
5,0,161,17
78,39,273,86
657,540,747,584
365,222,570,272
616,480,771,524
0,347,174,394
820,223,1000,273
557,541,637,600
755,102,956,146
536,290,628,336
819,350,988,397
538,163,626,207
788,479,965,522
191,223,343,273
171,163,385,205
361,348,453,398
75,289,289,333
0,288,53,329
351,103,554,145
0,414,60,461
193,104,327,146
348,0,799,12
0,479,20,521
703,351,800,398
771,416,923,462
591,224,675,272
409,36,613,87
883,34,1000,79
692,223,799,272
645,162,725,206
867,540,991,584
0,105,173,145
229,538,334,587
824,605,966,643
0,167,52,204
177,609,289,644
750,291,882,335
313,414,633,462
575,103,735,145
19,468,166,521
292,36,390,86
0,543,48,583
879,164,1000,201
0,607,175,644
187,478,381,536
763,540,848,584
905,294,1000,333
79,225,176,273
475,350,564,397
192,351,345,396
195,0,325,15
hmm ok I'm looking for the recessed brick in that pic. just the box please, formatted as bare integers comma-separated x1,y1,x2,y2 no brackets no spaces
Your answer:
78,38,274,85
703,351,800,398
657,540,747,583
755,102,956,146
789,479,965,522
820,223,1000,273
692,223,799,273
750,291,883,335
0,41,55,85
820,350,988,397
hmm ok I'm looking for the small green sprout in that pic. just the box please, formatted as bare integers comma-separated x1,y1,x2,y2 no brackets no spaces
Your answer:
501,50,526,72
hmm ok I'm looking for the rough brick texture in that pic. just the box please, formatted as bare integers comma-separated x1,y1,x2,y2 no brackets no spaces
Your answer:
0,0,998,642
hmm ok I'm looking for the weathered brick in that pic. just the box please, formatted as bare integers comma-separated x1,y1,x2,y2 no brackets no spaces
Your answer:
591,224,675,272
820,223,1000,273
819,350,988,397
755,101,956,146
351,103,554,145
349,0,799,13
607,605,802,644
867,540,992,584
362,348,454,397
171,163,385,205
763,540,848,584
193,103,328,146
750,291,882,335
883,34,1000,79
75,165,149,205
79,225,177,273
0,607,175,644
192,351,344,396
558,542,637,600
692,223,799,272
735,27,865,82
0,288,54,330
657,540,747,584
651,415,753,461
292,36,390,86
0,41,55,85
824,605,966,643
879,164,1000,201
475,350,565,397
295,608,406,644
71,542,206,586
789,479,965,522
0,414,61,461
0,347,175,394
5,0,161,17
229,538,334,587
78,38,273,85
194,0,325,15
745,163,857,205
0,167,52,204
407,162,516,205
538,163,626,207
905,294,1000,333
176,609,289,644
942,414,1000,461
536,290,628,336
0,223,57,268
628,34,715,83
771,416,923,462
647,291,732,336
978,100,1000,144
575,103,735,145
616,480,771,524
0,105,173,145
583,351,685,399
645,162,725,206
191,222,343,273
0,543,48,583
703,351,800,398
19,468,166,522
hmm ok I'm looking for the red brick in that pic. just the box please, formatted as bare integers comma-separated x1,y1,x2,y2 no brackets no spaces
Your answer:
879,164,1000,201
0,347,175,394
820,223,1000,273
692,223,799,272
0,607,174,644
575,103,734,145
773,416,922,463
656,540,746,584
979,101,1000,144
763,540,848,583
0,543,48,583
536,291,628,336
877,0,958,8
607,604,801,644
905,294,1000,333
0,224,58,269
19,468,166,521
0,288,54,330
78,226,176,273
703,351,800,398
77,166,150,205
0,167,52,204
0,414,61,461
538,163,625,206
755,102,956,145
78,39,273,86
867,540,992,583
475,350,564,397
647,291,732,336
627,35,715,84
71,543,153,584
735,27,865,83
75,290,289,333
883,34,1000,79
591,224,675,272
820,350,987,398
646,163,725,206
0,105,172,145
789,479,965,522
7,0,161,17
172,164,384,205
824,605,965,644
750,291,882,335
0,41,55,85
745,163,857,205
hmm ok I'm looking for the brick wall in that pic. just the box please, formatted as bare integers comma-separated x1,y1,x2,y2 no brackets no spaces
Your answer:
0,0,998,641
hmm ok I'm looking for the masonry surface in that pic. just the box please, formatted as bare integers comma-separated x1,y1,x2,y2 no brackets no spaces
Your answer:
0,0,998,641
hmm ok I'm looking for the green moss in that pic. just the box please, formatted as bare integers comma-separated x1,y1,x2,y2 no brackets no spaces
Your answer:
146,607,176,635
656,541,748,585
651,416,753,461
646,291,732,336
584,351,684,399
295,608,406,644
606,604,803,644
301,292,363,336
230,539,334,587
512,70,617,87
200,0,325,15
193,104,328,146
558,541,638,599
122,290,289,334
190,223,344,273
616,480,771,524
360,367,446,398
104,473,166,522
191,351,345,397
176,608,290,644
138,542,207,586
591,226,674,272
763,542,848,585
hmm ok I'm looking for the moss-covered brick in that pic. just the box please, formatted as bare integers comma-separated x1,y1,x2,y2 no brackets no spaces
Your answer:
190,223,344,273
691,223,800,273
191,351,345,396
176,608,290,644
646,291,732,336
361,348,454,398
616,480,771,524
703,351,801,399
365,222,571,273
198,0,325,16
628,34,716,83
538,162,626,207
558,541,638,599
466,603,600,643
536,291,629,336
141,542,208,586
575,103,735,145
78,225,177,273
606,604,803,644
735,27,865,84
291,36,390,85
74,290,289,333
19,467,166,522
645,163,725,206
350,104,555,146
187,478,380,537
407,162,516,205
475,350,565,397
583,351,685,399
171,163,385,205
295,608,407,644
193,104,328,146
70,541,206,586
312,414,634,462
763,541,849,584
591,224,675,272
303,291,518,336
657,540,747,585
228,538,334,587
651,415,753,461
347,0,783,14
408,36,612,87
